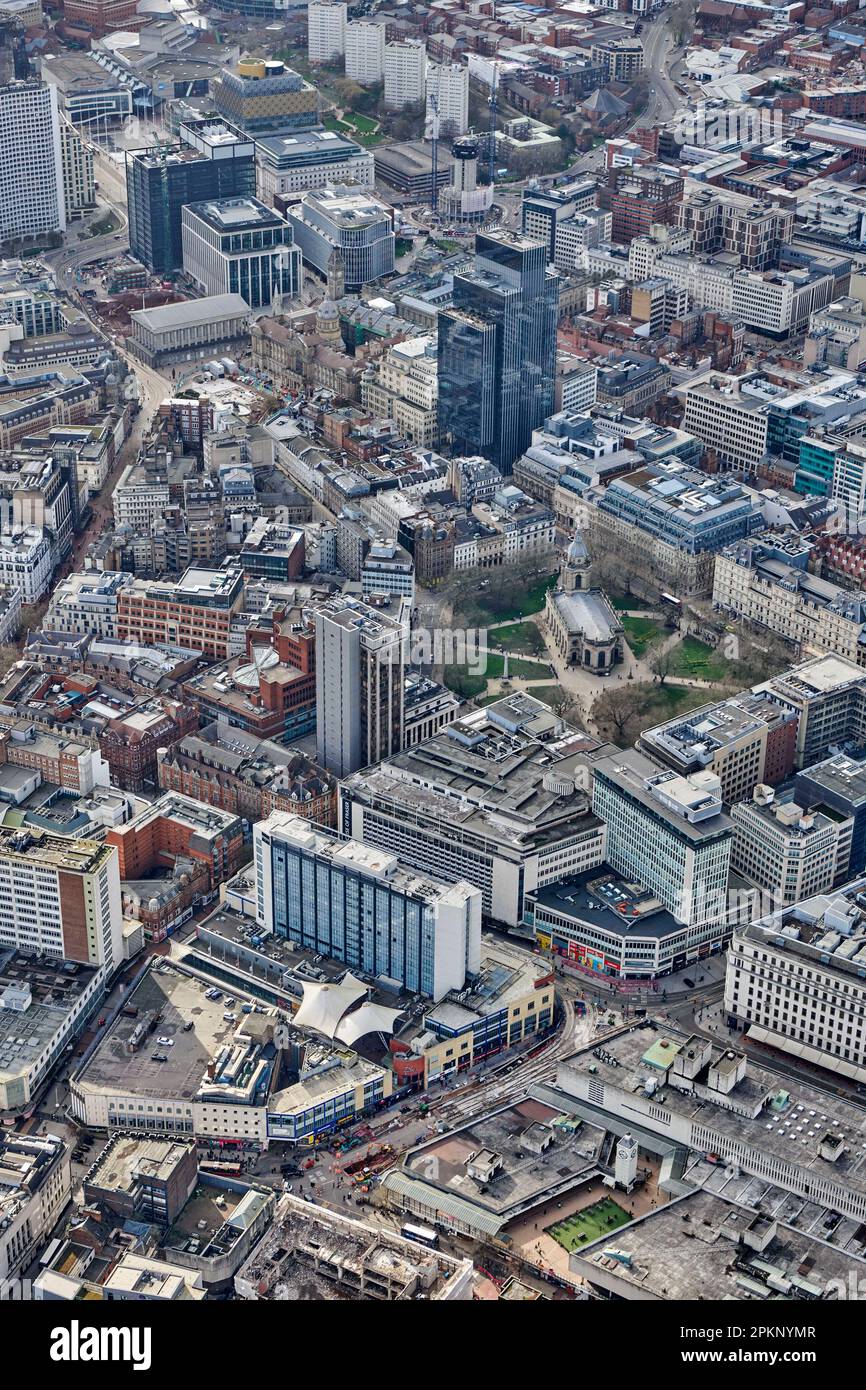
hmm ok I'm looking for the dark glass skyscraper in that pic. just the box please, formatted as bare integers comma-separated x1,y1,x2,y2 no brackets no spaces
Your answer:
126,121,256,275
438,231,558,474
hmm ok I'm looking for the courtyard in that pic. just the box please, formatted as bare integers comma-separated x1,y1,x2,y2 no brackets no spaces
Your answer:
547,1196,632,1252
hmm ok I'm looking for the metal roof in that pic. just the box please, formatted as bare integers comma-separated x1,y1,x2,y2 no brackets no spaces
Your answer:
131,294,249,333
380,1170,505,1237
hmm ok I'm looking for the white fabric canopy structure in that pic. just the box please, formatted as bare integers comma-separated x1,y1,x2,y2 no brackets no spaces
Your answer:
293,974,367,1039
335,1003,404,1048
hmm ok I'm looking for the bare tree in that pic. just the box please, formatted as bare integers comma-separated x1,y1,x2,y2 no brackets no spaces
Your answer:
647,637,677,686
547,688,580,723
591,686,644,746
669,0,697,45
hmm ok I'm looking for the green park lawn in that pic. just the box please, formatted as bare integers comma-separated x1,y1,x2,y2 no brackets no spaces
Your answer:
668,637,728,682
621,614,662,656
460,572,558,626
548,1198,632,1252
651,683,709,714
487,620,547,656
444,651,550,702
322,113,383,146
514,683,567,706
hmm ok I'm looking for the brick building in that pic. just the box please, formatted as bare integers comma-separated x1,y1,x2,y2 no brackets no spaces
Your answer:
598,167,684,245
182,604,317,742
83,1136,199,1225
158,721,337,827
116,566,244,661
61,0,140,37
0,723,107,792
99,700,199,793
107,792,245,887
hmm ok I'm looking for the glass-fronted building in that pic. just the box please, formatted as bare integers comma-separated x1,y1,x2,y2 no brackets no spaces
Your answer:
254,811,482,1000
126,130,256,275
438,231,557,474
181,196,301,309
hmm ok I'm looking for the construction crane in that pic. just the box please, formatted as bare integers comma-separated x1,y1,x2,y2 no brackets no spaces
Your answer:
487,62,499,186
429,91,440,216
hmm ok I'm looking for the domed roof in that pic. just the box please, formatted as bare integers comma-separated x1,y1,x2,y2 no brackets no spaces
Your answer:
317,298,339,321
567,531,590,565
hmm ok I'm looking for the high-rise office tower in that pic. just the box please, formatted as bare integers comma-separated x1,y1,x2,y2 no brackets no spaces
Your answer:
315,594,405,778
126,120,256,275
181,196,302,309
438,231,558,474
254,811,481,999
0,79,65,250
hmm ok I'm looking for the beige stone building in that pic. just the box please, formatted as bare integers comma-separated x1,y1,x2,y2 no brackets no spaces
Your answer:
713,534,866,667
361,335,438,446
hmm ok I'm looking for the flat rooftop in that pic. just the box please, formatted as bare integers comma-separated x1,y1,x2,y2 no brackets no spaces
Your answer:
572,1186,866,1300
0,950,99,1078
342,695,603,853
592,748,732,844
293,186,391,227
0,1133,66,1225
256,128,364,161
120,791,241,843
528,867,682,942
736,873,866,978
84,1135,194,1195
163,1183,272,1265
184,197,286,233
797,753,866,805
755,653,865,702
262,812,477,909
553,1022,866,1206
392,1098,606,1234
73,962,268,1103
641,693,792,771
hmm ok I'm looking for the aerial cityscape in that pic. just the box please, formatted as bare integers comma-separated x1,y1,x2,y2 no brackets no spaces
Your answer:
3,0,866,1340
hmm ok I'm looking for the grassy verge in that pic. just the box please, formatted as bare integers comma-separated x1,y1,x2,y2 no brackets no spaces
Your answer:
621,614,662,656
487,620,546,656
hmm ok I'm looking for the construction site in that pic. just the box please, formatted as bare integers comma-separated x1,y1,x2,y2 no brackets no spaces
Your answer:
234,1193,474,1301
